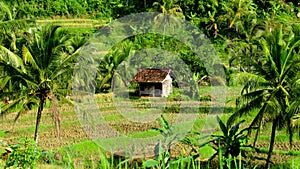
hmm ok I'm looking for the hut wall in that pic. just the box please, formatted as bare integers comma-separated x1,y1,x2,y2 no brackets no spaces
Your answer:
162,74,172,97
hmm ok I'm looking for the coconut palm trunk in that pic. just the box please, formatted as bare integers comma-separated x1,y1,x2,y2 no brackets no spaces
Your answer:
266,118,277,169
34,98,45,145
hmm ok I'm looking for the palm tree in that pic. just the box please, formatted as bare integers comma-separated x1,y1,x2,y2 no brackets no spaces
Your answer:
0,25,80,144
151,0,184,42
96,41,133,92
227,24,300,168
152,0,183,16
226,15,264,73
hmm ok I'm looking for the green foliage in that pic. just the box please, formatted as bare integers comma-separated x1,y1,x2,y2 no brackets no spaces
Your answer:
0,25,81,144
0,1,299,168
0,130,5,138
0,0,150,19
144,117,198,168
210,117,253,159
167,88,182,102
143,139,172,168
143,115,178,168
199,95,212,101
5,138,41,169
182,116,255,168
227,24,300,168
51,0,68,15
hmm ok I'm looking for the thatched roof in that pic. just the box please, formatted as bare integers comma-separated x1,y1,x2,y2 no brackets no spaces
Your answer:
131,68,171,83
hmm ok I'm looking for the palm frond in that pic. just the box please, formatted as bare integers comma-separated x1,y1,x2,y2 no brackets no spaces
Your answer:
22,45,40,71
0,97,25,116
248,86,281,128
0,19,35,32
280,59,300,83
49,54,75,80
248,103,267,129
282,40,300,74
228,92,266,126
0,45,26,72
290,100,300,128
238,89,266,101
229,72,266,86
0,76,11,89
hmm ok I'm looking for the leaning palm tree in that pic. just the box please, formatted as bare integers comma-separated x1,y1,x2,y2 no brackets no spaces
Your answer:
0,25,80,145
227,24,300,168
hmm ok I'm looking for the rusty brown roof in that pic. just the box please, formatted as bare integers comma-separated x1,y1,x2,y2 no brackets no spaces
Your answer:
131,68,171,83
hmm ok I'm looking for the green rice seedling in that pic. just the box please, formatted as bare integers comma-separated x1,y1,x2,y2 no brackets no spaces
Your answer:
98,149,110,169
289,157,300,169
63,151,75,169
0,130,5,138
169,154,199,169
0,160,4,168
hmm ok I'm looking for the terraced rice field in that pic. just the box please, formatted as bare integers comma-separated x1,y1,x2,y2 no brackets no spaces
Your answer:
1,87,300,168
37,18,107,29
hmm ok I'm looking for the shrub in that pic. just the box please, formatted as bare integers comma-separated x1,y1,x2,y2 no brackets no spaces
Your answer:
199,95,212,101
5,138,41,169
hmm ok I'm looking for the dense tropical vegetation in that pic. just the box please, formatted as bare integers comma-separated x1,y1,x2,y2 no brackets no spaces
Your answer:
0,0,299,168
228,25,300,168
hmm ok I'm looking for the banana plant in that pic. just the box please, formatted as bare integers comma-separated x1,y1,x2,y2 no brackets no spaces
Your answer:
208,117,254,160
143,115,178,169
182,116,256,166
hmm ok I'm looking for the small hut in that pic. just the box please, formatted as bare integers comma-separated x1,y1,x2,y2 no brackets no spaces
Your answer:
131,68,173,97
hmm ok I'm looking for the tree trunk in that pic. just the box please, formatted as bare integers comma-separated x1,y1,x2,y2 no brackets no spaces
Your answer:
266,119,277,169
34,99,45,145
253,119,262,148
288,121,293,149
